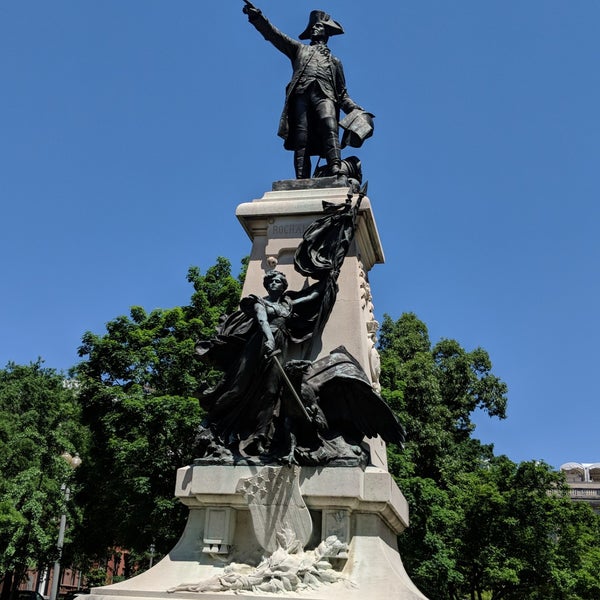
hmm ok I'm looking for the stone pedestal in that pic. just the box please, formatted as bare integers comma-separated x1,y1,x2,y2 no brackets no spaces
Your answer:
84,183,429,600
87,465,427,600
236,184,387,469
236,185,383,369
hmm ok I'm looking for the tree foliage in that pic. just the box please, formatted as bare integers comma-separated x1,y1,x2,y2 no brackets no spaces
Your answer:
379,313,600,600
72,259,243,561
380,312,508,484
0,361,89,592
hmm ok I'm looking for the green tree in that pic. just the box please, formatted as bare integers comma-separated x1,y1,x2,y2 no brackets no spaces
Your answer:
379,312,508,484
379,313,600,600
555,499,600,600
73,259,243,562
378,313,508,598
0,361,88,596
447,458,600,600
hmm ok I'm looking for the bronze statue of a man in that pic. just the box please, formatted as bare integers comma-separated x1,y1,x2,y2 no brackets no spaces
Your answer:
243,4,368,179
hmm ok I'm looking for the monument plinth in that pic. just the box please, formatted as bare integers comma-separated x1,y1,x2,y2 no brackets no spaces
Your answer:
236,185,387,468
84,183,428,600
236,187,384,390
86,466,423,599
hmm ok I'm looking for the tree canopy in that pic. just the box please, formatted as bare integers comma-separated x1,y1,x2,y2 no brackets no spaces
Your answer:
72,259,243,561
0,361,89,595
379,313,600,600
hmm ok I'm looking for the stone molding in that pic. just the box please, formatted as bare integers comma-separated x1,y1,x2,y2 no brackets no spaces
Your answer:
176,465,409,536
236,186,384,271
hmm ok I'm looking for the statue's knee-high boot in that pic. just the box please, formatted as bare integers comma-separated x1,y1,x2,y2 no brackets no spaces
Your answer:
322,118,342,175
294,148,312,179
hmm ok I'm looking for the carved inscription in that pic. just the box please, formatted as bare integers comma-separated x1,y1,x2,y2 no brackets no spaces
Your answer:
268,223,309,238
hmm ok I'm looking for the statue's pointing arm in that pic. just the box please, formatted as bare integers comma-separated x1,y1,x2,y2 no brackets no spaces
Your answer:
242,2,300,60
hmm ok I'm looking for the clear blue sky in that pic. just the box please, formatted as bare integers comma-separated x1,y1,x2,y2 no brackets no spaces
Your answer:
2,2,598,469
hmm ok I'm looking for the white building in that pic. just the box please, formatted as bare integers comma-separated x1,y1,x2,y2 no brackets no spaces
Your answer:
559,462,600,512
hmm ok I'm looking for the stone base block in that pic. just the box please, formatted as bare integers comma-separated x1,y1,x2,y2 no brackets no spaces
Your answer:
85,466,428,600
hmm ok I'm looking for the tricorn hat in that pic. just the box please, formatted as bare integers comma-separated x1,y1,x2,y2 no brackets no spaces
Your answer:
299,10,344,40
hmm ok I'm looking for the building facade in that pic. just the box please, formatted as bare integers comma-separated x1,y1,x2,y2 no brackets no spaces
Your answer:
560,462,600,513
